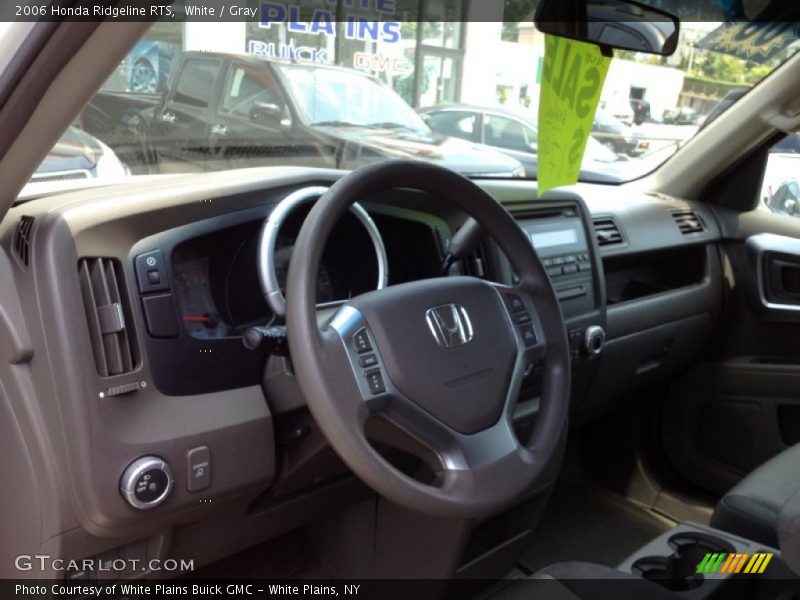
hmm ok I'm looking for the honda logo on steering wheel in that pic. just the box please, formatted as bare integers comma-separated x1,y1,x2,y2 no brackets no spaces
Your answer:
425,304,474,348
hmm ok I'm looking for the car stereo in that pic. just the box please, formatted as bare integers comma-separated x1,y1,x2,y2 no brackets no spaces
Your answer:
519,212,596,316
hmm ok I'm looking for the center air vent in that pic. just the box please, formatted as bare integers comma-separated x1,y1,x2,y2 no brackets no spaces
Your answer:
78,258,138,377
592,217,624,247
672,210,706,234
13,216,34,266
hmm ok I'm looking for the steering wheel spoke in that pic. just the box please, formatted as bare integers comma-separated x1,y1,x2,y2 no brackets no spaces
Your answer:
489,281,548,365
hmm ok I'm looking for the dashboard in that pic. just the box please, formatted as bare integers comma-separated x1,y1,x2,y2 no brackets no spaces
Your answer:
169,204,380,341
0,166,724,577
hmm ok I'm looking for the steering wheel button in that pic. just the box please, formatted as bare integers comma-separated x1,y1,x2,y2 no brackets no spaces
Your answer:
519,324,537,347
353,329,372,354
364,369,385,395
515,312,532,325
358,353,378,368
504,294,526,313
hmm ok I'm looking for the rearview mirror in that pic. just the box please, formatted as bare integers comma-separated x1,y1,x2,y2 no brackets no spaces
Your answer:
535,0,680,56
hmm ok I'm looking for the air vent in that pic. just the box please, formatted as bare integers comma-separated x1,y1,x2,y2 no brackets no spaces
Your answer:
592,217,624,247
78,258,138,377
672,210,706,234
13,216,34,266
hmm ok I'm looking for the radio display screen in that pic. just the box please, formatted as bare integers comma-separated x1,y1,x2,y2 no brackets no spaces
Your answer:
529,229,579,250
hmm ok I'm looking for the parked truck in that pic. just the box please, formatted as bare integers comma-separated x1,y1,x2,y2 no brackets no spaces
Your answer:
83,51,525,178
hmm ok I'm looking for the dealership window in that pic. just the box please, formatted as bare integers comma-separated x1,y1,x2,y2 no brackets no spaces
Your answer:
242,0,467,109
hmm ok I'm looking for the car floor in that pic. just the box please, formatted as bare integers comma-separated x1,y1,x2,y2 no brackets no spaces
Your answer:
519,480,676,574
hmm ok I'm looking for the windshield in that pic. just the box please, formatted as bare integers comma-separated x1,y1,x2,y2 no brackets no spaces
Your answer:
21,4,800,197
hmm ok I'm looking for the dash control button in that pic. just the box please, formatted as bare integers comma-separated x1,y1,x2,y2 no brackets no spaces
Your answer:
120,456,173,510
187,446,211,492
353,328,372,354
365,369,386,395
135,250,169,294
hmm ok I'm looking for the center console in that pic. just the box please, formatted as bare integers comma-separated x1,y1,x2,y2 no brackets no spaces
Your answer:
618,522,791,598
482,196,607,427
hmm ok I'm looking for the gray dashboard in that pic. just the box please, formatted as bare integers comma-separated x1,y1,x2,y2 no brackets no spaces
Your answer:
0,167,724,577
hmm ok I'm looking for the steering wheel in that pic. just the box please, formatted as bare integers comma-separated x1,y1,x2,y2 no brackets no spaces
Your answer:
285,160,570,519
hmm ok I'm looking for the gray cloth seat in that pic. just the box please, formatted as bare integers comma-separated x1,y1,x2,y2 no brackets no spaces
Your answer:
487,562,681,600
710,444,800,547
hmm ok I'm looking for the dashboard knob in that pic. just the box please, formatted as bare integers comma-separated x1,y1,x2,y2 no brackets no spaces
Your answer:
583,326,606,356
119,456,173,510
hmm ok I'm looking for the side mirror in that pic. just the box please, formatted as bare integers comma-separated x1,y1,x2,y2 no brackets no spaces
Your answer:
250,101,283,123
535,0,680,56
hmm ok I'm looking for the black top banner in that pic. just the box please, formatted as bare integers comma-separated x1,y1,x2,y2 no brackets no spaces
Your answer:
4,0,800,23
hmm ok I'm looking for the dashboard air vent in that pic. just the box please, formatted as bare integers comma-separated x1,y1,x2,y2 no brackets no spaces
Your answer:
592,217,623,247
672,210,706,234
78,258,138,377
13,216,34,266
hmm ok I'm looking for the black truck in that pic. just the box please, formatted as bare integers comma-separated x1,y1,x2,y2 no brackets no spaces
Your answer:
83,51,524,178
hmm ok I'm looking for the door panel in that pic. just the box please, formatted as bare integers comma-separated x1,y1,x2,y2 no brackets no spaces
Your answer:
661,205,800,497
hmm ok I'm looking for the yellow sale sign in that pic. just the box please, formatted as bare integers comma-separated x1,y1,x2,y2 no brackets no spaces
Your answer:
537,35,611,195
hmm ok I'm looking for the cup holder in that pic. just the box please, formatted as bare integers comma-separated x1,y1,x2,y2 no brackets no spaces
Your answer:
632,532,736,591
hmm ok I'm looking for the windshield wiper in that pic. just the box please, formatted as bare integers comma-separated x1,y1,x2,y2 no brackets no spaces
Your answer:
310,120,360,127
367,122,423,132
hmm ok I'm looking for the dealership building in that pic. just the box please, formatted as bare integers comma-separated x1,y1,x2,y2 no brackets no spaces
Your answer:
107,1,682,119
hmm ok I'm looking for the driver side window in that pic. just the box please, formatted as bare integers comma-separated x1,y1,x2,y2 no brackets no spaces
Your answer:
222,65,285,120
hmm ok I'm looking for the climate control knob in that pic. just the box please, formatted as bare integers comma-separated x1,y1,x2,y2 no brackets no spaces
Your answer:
120,456,174,510
583,326,606,356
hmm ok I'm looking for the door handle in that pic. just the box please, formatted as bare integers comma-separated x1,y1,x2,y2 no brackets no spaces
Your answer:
160,112,176,124
210,124,227,136
769,258,800,300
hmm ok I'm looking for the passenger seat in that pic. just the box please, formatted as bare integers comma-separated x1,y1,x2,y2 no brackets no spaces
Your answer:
710,444,800,547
